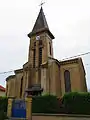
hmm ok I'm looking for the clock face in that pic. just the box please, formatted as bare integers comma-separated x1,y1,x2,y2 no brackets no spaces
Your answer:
36,36,40,40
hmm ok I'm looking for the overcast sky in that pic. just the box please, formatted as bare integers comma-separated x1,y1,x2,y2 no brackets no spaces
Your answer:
0,0,90,89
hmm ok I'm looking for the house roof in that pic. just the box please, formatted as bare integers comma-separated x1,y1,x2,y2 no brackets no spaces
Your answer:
0,85,5,92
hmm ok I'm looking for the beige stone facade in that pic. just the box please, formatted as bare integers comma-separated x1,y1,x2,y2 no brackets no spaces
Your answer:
6,7,87,98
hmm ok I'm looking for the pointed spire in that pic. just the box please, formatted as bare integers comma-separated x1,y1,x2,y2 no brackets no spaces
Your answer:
28,7,54,39
32,7,49,33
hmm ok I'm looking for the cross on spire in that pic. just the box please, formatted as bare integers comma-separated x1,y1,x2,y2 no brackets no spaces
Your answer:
39,0,45,7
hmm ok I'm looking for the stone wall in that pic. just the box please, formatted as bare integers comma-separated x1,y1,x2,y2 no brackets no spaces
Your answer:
6,75,16,97
60,58,87,96
32,114,90,120
14,70,23,98
49,61,61,97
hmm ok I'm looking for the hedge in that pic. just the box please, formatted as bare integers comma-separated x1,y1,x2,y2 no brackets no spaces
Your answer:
62,92,90,114
1,92,90,118
32,95,60,113
0,97,8,120
32,92,90,114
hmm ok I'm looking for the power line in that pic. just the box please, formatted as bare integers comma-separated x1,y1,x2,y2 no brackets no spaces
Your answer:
62,51,90,60
0,63,90,75
0,51,90,75
0,70,14,75
0,64,90,75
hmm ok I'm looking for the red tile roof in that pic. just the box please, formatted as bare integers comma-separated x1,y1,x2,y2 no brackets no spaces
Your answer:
0,85,5,92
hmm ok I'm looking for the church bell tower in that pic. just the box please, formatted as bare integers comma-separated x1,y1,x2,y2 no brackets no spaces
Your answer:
26,7,55,96
28,7,55,68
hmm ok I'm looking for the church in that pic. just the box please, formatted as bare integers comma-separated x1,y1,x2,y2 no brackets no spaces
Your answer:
6,7,87,98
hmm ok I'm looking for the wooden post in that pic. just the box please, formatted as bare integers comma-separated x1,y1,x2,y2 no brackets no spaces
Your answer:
25,96,32,120
7,98,13,118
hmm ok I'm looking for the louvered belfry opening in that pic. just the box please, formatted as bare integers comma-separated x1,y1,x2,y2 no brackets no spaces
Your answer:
33,49,36,68
39,47,42,67
39,40,42,45
39,40,42,67
33,42,36,68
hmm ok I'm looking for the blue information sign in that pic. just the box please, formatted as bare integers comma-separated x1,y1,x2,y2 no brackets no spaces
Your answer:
12,100,26,118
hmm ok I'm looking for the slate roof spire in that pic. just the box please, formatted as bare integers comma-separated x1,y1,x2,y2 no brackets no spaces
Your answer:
28,7,54,39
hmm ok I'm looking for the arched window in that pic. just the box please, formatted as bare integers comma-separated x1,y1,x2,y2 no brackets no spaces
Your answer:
64,70,71,92
20,77,23,98
49,42,51,55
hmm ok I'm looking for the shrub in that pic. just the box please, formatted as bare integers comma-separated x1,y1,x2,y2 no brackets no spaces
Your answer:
32,92,90,114
32,95,60,113
42,92,50,96
0,111,8,120
62,92,90,114
0,97,8,112
0,97,8,120
1,92,90,117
